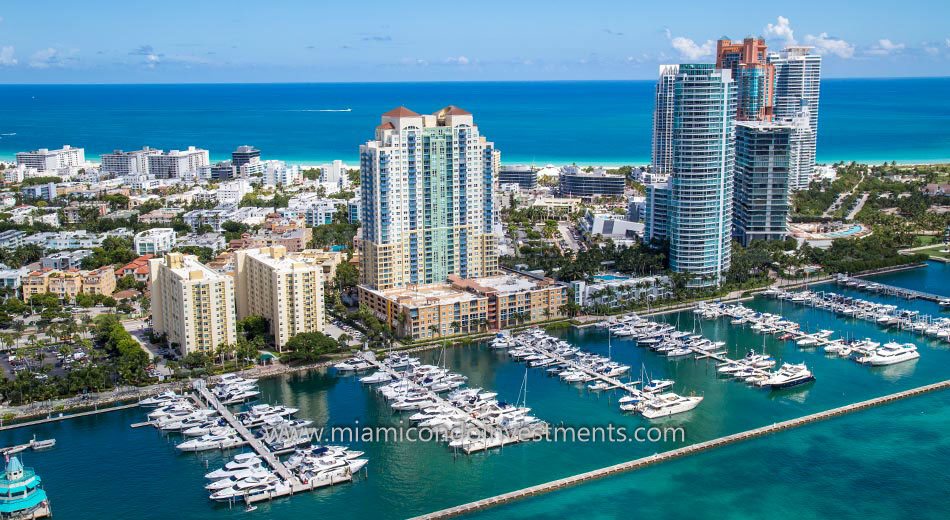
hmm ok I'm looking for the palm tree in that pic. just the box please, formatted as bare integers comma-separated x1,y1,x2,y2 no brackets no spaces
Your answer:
450,321,461,336
428,325,440,340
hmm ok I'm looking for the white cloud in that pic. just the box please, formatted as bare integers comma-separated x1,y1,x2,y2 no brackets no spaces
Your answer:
765,16,796,45
444,55,470,65
945,38,950,48
804,33,855,58
867,38,905,56
665,29,714,61
29,48,59,68
0,46,15,66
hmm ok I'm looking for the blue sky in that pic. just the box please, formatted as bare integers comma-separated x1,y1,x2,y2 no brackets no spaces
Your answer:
0,0,948,83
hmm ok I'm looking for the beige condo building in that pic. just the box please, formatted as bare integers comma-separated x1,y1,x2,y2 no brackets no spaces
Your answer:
234,246,342,351
149,253,237,355
358,106,499,290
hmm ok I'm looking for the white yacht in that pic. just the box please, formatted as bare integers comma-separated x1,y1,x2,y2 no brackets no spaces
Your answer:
856,342,919,366
206,469,274,491
763,363,815,389
641,379,674,394
139,391,182,407
359,371,393,384
640,393,703,419
177,431,242,452
333,357,374,372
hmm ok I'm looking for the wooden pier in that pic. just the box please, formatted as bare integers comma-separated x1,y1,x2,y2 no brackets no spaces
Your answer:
836,274,946,303
409,379,950,520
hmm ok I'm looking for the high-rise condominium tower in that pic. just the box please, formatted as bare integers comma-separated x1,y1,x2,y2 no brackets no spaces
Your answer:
716,37,775,122
149,253,237,355
651,64,679,175
733,120,809,246
359,106,499,290
666,64,737,286
769,46,821,190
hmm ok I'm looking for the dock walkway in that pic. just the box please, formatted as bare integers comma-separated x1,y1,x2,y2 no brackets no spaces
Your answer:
362,355,538,453
192,381,297,484
409,379,950,520
836,274,946,303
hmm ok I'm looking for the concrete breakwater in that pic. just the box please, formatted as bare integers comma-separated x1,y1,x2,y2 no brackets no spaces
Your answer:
409,379,950,520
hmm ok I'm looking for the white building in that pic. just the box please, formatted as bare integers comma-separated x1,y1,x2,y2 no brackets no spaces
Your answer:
25,230,129,250
15,145,85,172
580,212,644,246
769,46,822,190
569,274,672,308
100,148,162,176
216,179,251,206
124,174,162,191
262,161,302,187
147,147,210,179
134,228,178,256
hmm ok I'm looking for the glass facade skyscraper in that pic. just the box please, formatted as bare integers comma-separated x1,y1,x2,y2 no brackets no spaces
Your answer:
651,64,679,175
769,46,822,190
667,64,737,286
733,121,806,246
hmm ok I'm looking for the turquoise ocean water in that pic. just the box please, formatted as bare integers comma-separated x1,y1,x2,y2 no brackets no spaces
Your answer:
0,78,948,165
0,262,947,518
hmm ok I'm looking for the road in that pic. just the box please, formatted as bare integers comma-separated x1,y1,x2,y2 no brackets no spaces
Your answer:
822,171,865,218
845,192,869,221
558,223,581,252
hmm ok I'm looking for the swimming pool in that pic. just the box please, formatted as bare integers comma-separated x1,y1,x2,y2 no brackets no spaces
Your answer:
594,274,629,282
826,224,865,238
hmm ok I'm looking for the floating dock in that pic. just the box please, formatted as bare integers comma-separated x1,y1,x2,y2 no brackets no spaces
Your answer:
836,274,946,303
191,381,354,504
362,355,544,453
408,379,950,520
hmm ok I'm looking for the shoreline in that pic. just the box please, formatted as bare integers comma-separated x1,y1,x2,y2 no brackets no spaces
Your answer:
2,153,949,170
0,262,927,428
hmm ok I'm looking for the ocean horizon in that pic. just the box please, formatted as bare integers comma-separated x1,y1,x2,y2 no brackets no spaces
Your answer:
1,77,948,167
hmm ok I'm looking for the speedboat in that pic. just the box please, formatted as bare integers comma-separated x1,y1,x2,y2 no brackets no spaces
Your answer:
642,379,674,394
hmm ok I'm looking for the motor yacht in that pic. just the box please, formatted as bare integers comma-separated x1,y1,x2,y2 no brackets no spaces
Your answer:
763,363,815,389
856,342,919,366
139,391,182,407
177,431,242,452
640,393,703,419
641,379,674,394
359,371,393,384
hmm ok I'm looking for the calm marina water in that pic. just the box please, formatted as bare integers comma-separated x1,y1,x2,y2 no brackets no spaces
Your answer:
1,262,947,518
1,78,949,165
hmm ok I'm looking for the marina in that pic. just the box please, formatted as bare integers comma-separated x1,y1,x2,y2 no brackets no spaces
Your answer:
835,273,949,304
694,302,922,367
764,288,950,342
0,263,947,519
344,351,548,454
132,376,367,509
